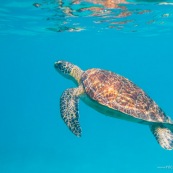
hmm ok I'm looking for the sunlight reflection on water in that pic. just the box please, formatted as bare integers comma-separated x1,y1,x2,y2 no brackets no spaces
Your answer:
0,0,173,35
33,0,173,34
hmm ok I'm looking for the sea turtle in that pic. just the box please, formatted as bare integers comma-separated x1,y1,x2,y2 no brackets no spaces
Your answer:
54,60,173,150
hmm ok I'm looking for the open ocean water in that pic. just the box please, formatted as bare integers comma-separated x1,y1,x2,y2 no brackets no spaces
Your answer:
1,0,173,172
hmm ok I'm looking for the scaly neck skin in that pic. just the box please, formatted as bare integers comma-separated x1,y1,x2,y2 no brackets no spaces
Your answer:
70,65,84,85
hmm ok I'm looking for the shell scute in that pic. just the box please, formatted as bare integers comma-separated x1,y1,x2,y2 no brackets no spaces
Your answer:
81,68,168,123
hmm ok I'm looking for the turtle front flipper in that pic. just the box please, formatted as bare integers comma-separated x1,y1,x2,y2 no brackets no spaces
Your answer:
60,85,84,137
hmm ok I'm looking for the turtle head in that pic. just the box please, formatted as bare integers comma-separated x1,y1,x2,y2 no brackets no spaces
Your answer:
54,60,83,84
54,61,74,75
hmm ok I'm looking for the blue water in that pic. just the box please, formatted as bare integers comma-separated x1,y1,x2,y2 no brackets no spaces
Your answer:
1,0,173,172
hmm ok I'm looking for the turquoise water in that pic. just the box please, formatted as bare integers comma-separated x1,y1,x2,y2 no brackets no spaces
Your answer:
1,0,173,172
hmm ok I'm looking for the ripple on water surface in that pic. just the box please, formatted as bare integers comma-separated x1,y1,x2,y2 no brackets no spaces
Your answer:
0,0,173,35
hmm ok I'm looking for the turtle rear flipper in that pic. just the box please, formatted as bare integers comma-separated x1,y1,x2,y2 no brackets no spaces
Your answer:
150,124,173,150
60,85,84,137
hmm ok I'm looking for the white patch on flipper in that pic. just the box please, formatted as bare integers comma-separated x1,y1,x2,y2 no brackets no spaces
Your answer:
150,124,173,150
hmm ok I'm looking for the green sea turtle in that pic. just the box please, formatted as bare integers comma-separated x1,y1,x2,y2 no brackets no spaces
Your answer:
54,60,173,150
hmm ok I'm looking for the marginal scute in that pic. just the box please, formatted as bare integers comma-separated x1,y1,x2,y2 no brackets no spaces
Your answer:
81,68,168,123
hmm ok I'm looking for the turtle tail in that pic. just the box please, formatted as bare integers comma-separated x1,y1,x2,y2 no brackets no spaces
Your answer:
150,124,173,150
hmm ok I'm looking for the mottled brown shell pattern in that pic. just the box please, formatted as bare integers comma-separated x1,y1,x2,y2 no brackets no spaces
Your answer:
81,69,168,123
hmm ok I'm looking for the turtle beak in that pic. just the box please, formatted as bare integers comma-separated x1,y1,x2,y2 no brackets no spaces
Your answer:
54,61,64,72
54,61,61,69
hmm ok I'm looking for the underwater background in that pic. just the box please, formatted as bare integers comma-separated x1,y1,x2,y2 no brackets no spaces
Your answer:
0,0,173,172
